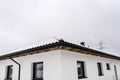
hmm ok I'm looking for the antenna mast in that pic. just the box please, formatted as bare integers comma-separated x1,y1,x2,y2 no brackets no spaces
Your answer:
98,41,105,50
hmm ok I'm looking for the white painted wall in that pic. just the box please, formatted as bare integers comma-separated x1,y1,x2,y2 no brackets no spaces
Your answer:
60,50,120,80
0,50,120,80
0,50,61,80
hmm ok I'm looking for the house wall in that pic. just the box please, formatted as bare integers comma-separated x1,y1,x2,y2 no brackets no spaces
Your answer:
60,50,120,80
0,50,61,80
0,50,120,80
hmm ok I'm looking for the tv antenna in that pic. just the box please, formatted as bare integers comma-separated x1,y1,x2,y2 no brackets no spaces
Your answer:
98,41,105,50
52,36,63,41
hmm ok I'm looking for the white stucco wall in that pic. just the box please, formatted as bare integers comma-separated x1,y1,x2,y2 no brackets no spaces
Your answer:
60,50,120,80
0,50,61,80
0,50,120,80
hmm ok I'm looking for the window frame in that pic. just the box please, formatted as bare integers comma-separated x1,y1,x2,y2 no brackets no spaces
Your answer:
97,63,104,76
106,63,111,70
33,62,43,80
77,61,87,79
6,65,13,80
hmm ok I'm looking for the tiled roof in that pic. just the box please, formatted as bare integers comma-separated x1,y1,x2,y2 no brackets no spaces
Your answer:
0,39,120,60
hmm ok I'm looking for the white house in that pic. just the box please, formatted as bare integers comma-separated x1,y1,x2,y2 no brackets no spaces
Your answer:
0,40,120,80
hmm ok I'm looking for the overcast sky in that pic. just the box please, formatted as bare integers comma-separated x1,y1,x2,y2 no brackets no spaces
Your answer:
0,0,120,56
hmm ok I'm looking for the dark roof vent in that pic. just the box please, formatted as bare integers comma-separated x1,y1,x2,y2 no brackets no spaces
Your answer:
80,42,85,46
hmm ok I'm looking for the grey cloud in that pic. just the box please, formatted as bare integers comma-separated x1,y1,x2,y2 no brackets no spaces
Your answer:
0,0,120,56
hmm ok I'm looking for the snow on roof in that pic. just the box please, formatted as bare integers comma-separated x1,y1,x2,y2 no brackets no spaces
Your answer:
0,38,119,60
0,38,58,56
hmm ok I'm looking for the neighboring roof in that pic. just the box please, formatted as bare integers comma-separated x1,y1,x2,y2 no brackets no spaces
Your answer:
0,39,120,60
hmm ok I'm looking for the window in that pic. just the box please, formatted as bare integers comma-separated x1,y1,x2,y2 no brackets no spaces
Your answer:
77,61,87,79
106,63,111,70
97,63,104,76
6,65,13,80
33,62,43,80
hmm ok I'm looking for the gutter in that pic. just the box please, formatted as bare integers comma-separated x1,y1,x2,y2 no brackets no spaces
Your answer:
9,57,21,80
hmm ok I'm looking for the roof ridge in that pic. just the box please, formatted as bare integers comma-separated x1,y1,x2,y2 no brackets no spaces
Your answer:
0,40,119,60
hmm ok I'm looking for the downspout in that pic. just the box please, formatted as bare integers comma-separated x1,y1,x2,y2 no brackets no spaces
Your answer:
9,57,21,80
